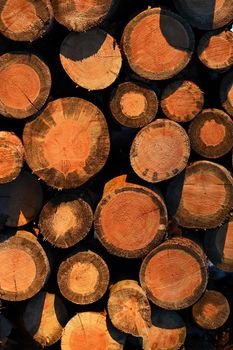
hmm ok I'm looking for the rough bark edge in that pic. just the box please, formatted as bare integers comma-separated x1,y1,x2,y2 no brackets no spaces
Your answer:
220,69,233,117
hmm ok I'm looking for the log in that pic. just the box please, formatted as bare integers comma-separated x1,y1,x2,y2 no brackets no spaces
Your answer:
22,291,69,346
61,311,125,350
109,82,158,128
0,231,50,301
51,0,113,32
188,108,233,158
58,250,109,304
0,170,43,227
23,97,110,189
166,161,233,229
130,119,190,183
204,216,233,272
140,238,208,310
220,70,233,117
198,30,233,71
161,80,204,123
121,8,194,80
60,29,122,90
192,290,230,330
94,175,168,258
0,0,53,42
0,53,51,119
174,0,233,30
107,280,151,337
0,131,24,184
39,192,93,248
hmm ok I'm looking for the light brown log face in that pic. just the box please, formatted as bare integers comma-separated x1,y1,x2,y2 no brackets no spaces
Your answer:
0,231,50,301
0,0,53,41
161,80,204,122
60,29,122,90
122,8,194,80
58,251,109,304
174,0,233,30
0,132,24,184
167,161,233,229
22,292,68,346
0,53,51,119
95,185,167,258
39,193,93,248
220,70,233,117
189,109,233,158
23,97,110,189
198,31,233,70
140,238,208,310
130,119,190,183
192,290,230,330
110,82,158,128
0,170,43,227
51,0,112,32
61,312,124,350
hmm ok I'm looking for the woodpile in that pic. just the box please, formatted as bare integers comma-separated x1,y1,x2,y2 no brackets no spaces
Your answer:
0,0,232,349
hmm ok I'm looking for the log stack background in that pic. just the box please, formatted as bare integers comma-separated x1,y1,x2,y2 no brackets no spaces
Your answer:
0,0,233,349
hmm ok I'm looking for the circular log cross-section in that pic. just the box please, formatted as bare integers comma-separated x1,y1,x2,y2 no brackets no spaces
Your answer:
51,0,113,32
174,0,233,30
204,217,233,272
220,70,233,117
23,97,110,189
130,119,190,183
0,170,43,227
192,290,230,330
107,280,151,337
166,161,233,229
0,231,50,301
122,8,194,80
140,238,208,310
189,109,233,158
198,31,233,71
0,53,51,119
94,183,168,258
58,251,109,304
161,80,204,122
0,131,24,184
60,29,122,90
39,193,93,248
110,82,158,128
61,312,125,350
0,0,53,42
22,291,69,347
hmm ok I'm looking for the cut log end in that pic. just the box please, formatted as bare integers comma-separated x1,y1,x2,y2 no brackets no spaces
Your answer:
220,70,233,117
22,291,68,346
189,109,233,158
140,238,208,310
60,29,122,90
110,82,158,128
166,161,233,229
0,231,50,301
58,251,109,304
108,280,151,337
51,0,113,32
130,119,190,183
23,97,110,189
198,31,233,70
161,80,204,122
0,131,24,184
39,193,93,248
192,290,230,330
61,312,125,350
95,180,167,258
122,8,194,80
0,0,53,41
0,53,51,119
